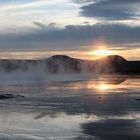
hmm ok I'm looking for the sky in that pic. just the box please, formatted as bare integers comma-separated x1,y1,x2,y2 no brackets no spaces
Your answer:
0,0,140,60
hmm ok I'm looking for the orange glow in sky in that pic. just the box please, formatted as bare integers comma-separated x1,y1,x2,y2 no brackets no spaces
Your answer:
87,41,117,58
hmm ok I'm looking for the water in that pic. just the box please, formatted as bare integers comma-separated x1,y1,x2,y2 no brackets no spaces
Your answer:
0,75,139,140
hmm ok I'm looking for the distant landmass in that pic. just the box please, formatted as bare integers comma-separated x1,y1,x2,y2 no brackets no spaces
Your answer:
0,55,140,74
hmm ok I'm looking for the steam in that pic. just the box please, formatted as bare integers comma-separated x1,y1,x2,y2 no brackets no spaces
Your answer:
0,71,96,83
0,60,98,83
0,55,121,83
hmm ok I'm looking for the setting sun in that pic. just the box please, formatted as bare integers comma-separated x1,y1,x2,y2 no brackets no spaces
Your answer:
89,49,115,56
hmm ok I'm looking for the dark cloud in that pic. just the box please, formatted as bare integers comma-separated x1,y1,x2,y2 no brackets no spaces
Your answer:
33,22,57,29
75,0,140,20
0,23,140,51
33,21,46,28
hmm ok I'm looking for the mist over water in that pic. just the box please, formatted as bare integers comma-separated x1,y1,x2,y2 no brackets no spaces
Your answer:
0,54,138,84
0,58,92,83
0,71,98,84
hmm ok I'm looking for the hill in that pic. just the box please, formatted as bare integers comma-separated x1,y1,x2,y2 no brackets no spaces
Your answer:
0,55,139,74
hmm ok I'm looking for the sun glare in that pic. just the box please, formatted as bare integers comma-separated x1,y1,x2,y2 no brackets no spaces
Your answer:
89,49,114,56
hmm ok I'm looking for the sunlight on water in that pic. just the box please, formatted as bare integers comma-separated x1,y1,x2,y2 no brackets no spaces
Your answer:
98,83,112,91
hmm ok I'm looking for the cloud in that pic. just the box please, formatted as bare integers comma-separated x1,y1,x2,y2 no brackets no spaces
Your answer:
33,21,47,28
75,0,140,20
0,0,82,31
0,23,140,51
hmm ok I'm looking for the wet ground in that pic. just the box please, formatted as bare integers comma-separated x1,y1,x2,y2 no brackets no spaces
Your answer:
0,75,139,140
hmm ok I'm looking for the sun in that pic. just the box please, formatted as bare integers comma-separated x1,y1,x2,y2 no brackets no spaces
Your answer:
89,49,114,56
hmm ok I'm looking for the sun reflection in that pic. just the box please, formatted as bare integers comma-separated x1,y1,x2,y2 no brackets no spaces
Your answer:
96,82,123,93
84,81,117,93
98,83,112,91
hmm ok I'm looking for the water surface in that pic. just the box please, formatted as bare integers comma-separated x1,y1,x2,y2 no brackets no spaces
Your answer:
0,75,139,140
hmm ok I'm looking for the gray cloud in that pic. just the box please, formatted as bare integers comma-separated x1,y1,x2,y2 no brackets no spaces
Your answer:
75,0,140,20
0,23,140,51
33,21,47,28
72,0,93,4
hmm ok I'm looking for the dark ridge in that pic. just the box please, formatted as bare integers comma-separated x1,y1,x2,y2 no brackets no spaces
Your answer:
0,55,139,74
97,55,127,63
45,55,82,73
46,55,82,61
48,55,72,60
